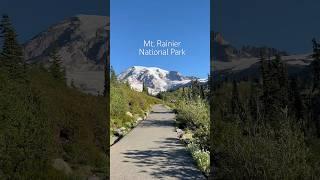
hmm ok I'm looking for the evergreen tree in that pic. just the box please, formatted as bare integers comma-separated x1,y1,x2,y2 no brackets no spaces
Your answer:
200,84,205,99
249,82,259,122
231,80,240,115
182,87,186,99
289,78,304,121
311,38,320,136
103,36,110,98
110,66,117,84
142,82,148,94
125,80,131,88
231,80,246,123
275,55,289,107
0,14,25,80
312,38,320,92
191,80,201,99
49,48,65,81
261,54,289,124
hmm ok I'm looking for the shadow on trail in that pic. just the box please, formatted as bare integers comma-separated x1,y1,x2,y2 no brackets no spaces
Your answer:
140,119,175,128
122,137,204,180
150,111,175,114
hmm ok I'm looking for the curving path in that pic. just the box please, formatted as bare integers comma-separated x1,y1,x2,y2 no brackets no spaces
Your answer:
110,104,205,180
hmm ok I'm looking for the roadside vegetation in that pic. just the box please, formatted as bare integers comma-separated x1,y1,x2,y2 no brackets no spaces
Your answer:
158,81,210,176
110,68,160,142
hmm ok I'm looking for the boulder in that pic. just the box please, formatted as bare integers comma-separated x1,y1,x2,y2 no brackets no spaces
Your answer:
126,112,133,117
114,129,123,136
52,158,72,175
176,128,184,139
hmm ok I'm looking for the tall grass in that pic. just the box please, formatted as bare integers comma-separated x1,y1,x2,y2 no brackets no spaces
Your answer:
110,83,160,132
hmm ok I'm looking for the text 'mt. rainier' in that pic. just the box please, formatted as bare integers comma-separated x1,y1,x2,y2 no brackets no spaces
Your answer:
139,40,187,56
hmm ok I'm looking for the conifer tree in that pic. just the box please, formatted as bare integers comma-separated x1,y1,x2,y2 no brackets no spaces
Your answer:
311,38,320,136
274,54,289,107
125,80,130,88
182,87,186,99
249,82,259,122
230,80,246,123
261,54,289,124
231,80,240,115
200,84,205,99
289,78,304,121
142,82,148,94
312,38,320,92
0,14,25,80
103,37,110,98
110,66,117,85
191,80,201,99
49,48,65,81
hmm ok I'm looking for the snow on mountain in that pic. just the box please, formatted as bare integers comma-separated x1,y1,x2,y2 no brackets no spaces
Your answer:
214,53,313,73
211,32,314,78
211,32,288,62
24,15,109,95
118,66,199,95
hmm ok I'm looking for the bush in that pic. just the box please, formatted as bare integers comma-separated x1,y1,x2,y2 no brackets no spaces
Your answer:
176,99,210,150
187,143,210,176
110,82,160,132
0,71,51,179
213,117,313,179
0,67,108,178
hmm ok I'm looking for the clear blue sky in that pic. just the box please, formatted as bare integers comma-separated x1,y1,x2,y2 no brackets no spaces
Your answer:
0,0,109,43
111,0,210,78
213,0,320,54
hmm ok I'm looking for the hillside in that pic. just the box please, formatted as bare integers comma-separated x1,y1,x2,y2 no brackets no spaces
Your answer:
0,66,108,179
0,14,108,179
110,75,160,140
24,15,109,95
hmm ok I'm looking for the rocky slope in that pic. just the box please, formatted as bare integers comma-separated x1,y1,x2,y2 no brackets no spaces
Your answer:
24,15,109,95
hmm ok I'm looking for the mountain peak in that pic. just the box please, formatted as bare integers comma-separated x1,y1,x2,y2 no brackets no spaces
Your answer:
214,32,229,45
211,31,289,62
24,15,109,95
118,66,195,95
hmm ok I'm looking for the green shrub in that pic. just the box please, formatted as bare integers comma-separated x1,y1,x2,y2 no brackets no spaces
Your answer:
0,67,108,178
110,82,160,132
213,117,313,179
160,89,211,175
176,99,210,150
187,143,210,176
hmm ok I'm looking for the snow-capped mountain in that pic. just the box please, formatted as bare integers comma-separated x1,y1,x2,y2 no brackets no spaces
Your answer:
118,66,203,95
211,32,288,62
214,53,313,72
211,32,314,78
24,15,109,95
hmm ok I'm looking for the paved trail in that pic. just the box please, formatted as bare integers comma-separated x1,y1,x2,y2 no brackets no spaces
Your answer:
110,104,205,180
